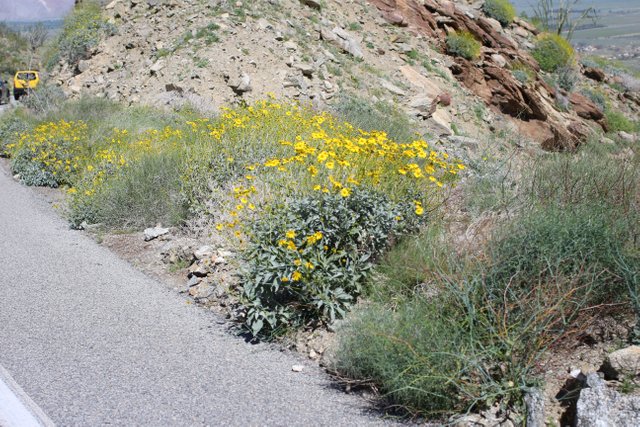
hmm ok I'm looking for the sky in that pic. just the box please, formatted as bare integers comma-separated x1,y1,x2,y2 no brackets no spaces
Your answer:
0,0,75,22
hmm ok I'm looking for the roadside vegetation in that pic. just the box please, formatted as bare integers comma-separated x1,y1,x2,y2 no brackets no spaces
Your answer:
333,140,639,418
2,89,637,418
0,95,462,339
1,0,639,421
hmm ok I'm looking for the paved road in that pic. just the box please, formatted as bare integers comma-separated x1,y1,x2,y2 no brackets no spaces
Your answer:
0,162,383,426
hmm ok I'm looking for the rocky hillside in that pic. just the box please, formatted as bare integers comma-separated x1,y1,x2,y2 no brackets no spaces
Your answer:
49,0,637,150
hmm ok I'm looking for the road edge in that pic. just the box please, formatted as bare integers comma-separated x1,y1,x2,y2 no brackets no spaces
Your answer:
0,364,55,427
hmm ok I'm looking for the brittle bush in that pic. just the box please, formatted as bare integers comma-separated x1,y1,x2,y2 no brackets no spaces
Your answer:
6,98,464,337
531,32,575,72
482,0,516,27
446,31,482,61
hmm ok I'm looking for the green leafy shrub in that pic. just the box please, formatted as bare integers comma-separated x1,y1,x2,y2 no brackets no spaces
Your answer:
555,65,579,91
241,189,424,338
531,32,574,72
489,204,631,305
446,31,481,61
50,0,116,68
510,61,535,84
335,203,638,417
482,0,516,26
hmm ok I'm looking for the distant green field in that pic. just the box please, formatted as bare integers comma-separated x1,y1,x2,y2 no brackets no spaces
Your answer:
512,0,640,71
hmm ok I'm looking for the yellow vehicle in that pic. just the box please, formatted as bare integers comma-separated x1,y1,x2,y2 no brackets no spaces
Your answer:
13,70,40,99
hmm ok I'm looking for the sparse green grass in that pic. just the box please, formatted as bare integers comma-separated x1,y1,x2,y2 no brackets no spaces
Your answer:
331,94,417,143
605,110,638,133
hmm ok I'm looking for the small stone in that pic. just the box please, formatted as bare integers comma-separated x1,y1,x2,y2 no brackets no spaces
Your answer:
150,61,165,74
618,131,636,143
194,245,215,260
491,54,507,68
570,369,582,379
187,276,201,287
607,346,640,378
217,249,235,258
77,60,90,73
188,261,209,278
227,73,252,94
291,365,304,372
379,79,406,96
293,63,314,77
283,41,298,51
144,226,169,241
513,27,529,38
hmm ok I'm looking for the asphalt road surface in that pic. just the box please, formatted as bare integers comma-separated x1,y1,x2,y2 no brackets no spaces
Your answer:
0,162,384,426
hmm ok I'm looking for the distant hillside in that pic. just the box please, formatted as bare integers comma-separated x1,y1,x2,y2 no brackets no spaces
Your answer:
3,20,64,36
511,0,640,70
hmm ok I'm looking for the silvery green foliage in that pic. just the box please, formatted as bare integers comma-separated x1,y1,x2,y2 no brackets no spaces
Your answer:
240,189,424,338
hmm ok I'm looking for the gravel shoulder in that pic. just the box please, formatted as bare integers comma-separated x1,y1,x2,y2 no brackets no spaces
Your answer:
0,160,386,426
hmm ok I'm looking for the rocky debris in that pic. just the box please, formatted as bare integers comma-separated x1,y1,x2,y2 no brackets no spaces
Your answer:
143,225,169,241
569,92,605,122
452,403,519,427
447,135,479,150
295,327,337,362
194,245,215,260
319,27,364,59
576,373,640,426
380,79,406,96
291,364,304,372
160,241,194,265
605,346,640,379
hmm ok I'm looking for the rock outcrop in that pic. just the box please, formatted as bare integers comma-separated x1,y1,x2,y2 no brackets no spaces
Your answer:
367,0,607,149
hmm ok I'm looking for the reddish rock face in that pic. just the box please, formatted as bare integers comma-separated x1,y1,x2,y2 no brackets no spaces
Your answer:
583,67,606,82
367,0,605,150
569,93,604,122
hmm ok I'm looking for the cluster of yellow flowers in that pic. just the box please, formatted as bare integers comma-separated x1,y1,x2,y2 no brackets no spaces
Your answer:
8,120,88,184
9,99,463,242
207,99,464,230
